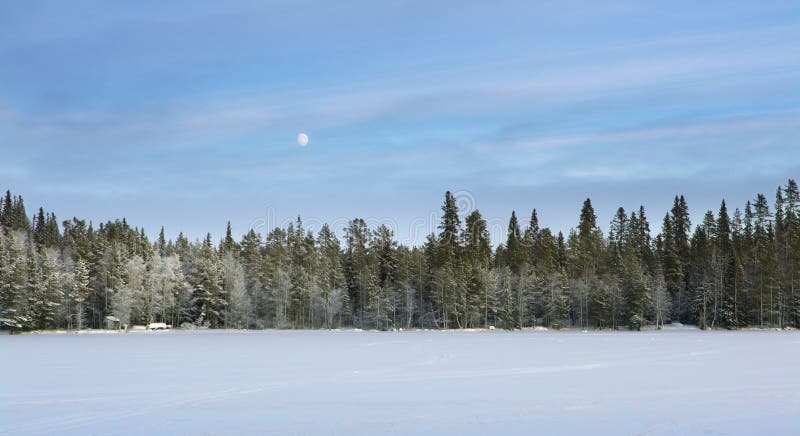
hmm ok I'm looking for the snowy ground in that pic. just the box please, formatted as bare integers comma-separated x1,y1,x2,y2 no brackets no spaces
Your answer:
2,328,799,435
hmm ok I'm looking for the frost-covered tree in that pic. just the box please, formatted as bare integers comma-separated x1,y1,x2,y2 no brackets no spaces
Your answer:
72,258,90,329
3,179,800,331
0,232,28,329
29,249,63,329
222,252,252,329
190,235,226,328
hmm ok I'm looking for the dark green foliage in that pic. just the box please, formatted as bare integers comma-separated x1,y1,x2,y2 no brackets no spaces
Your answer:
2,180,799,331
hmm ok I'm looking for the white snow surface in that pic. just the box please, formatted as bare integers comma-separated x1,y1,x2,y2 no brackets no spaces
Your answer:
2,329,799,435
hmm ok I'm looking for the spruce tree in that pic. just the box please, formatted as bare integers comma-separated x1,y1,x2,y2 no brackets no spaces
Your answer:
623,252,651,331
570,198,604,328
72,258,90,330
33,207,46,246
505,211,524,274
369,225,396,329
432,192,464,329
221,221,239,254
438,191,462,260
464,211,492,327
191,234,226,328
523,209,540,267
317,224,346,328
345,219,373,327
157,227,167,257
0,235,21,329
0,190,11,228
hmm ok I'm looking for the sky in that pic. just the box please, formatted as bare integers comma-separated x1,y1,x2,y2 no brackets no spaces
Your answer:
1,0,799,246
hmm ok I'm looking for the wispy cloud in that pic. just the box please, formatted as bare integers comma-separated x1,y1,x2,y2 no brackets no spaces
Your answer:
0,3,797,241
481,114,800,153
5,23,798,155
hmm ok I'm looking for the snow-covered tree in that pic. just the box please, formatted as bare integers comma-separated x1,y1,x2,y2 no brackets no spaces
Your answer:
72,258,90,330
222,252,252,329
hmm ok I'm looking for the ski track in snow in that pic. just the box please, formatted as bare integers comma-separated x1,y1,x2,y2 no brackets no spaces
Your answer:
1,329,799,435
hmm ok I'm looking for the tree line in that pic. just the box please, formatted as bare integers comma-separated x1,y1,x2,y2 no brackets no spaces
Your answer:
1,179,798,331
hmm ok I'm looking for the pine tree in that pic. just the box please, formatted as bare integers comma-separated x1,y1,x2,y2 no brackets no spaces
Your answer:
11,195,30,232
221,221,239,254
33,207,47,246
72,258,90,330
35,249,63,329
505,211,524,274
44,213,60,246
715,200,741,327
157,227,167,257
438,191,462,261
497,268,517,329
0,234,21,329
191,234,226,328
370,225,397,329
463,211,492,327
782,179,800,326
240,229,266,325
432,192,464,329
670,195,692,321
544,273,570,329
689,224,713,328
0,190,12,229
609,207,628,258
317,224,346,328
523,209,540,268
635,206,654,272
622,252,651,331
659,213,682,322
345,219,373,328
264,227,290,327
570,198,604,328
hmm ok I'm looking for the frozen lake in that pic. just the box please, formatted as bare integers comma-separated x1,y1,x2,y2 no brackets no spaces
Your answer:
2,329,799,435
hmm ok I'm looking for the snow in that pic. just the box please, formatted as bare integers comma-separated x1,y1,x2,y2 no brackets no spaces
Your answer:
2,329,799,435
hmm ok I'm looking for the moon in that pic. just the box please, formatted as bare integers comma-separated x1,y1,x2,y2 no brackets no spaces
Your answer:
297,133,309,147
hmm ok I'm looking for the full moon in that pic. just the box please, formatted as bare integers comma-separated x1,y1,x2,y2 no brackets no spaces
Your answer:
297,133,309,147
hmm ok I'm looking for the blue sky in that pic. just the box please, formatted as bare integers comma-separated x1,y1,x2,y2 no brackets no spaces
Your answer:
1,0,798,245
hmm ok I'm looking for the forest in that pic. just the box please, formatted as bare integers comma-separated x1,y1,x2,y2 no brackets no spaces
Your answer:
1,179,798,332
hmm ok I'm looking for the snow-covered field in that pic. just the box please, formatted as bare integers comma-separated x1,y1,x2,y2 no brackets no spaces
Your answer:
2,328,799,435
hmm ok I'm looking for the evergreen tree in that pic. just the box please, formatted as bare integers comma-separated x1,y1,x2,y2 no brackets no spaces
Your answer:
221,221,239,254
0,233,25,329
32,249,63,329
463,211,492,327
497,268,517,329
570,198,604,328
222,252,251,328
345,219,374,328
544,273,570,329
3,180,800,332
72,258,90,330
240,229,266,325
438,191,462,261
157,227,167,257
622,252,651,331
191,234,226,327
317,224,346,328
432,192,465,328
33,207,47,246
505,211,524,274
0,191,12,229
